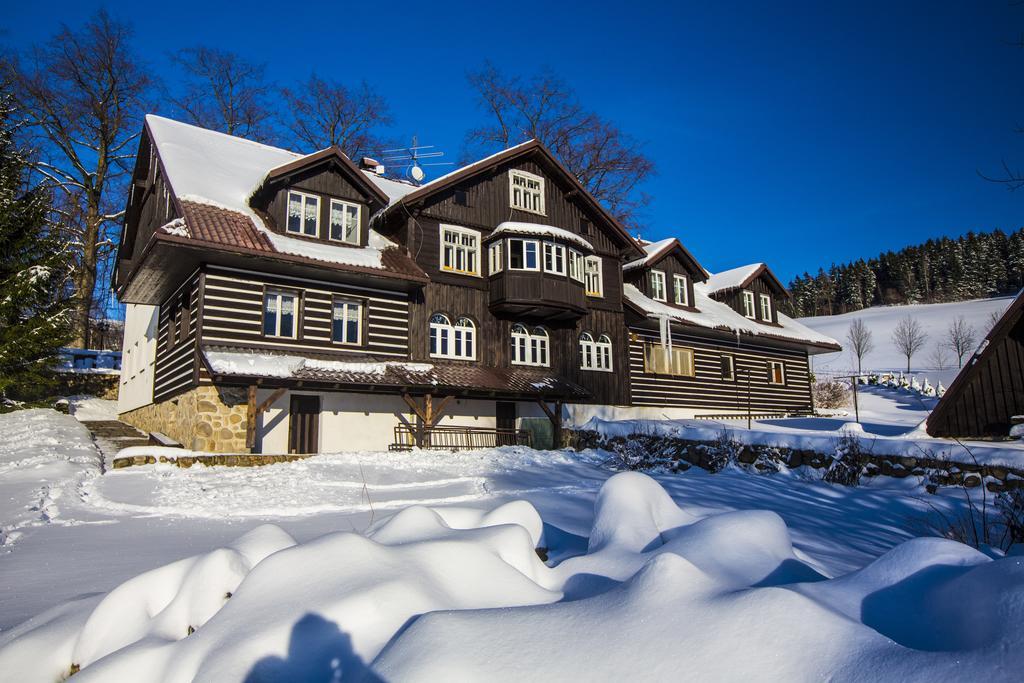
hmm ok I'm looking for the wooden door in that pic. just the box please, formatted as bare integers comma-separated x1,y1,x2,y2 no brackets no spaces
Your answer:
288,395,320,454
496,401,516,443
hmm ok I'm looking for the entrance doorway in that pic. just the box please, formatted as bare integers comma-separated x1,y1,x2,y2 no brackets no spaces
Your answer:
288,395,320,454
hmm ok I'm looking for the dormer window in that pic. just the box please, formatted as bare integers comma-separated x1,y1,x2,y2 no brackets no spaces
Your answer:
287,191,319,237
759,293,772,321
650,270,667,302
742,290,756,319
509,169,545,215
329,199,360,245
673,274,689,306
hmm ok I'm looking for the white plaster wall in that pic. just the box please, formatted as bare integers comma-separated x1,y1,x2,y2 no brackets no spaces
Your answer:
117,304,158,414
565,403,713,427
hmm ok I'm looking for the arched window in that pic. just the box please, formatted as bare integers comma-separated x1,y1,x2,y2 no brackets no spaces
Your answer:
511,324,549,366
580,332,613,371
430,314,475,360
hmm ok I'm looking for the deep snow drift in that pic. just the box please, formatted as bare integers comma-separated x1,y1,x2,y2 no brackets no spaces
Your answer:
1,472,1022,682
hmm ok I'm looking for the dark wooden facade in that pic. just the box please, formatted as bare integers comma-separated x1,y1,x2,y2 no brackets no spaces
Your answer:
713,275,782,325
153,269,200,402
927,291,1024,438
624,250,699,311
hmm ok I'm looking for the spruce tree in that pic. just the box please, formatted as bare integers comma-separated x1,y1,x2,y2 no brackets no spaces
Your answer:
0,85,73,400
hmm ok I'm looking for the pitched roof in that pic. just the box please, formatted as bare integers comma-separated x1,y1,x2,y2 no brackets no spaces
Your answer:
705,263,787,297
372,139,644,258
926,288,1024,437
258,146,390,206
624,237,710,280
143,115,425,281
201,346,590,400
623,282,841,352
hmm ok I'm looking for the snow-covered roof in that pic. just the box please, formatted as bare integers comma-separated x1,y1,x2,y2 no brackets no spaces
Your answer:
624,283,841,351
704,263,765,295
489,221,594,251
623,238,677,271
144,115,416,273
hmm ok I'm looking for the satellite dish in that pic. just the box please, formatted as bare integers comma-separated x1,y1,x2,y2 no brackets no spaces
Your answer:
410,165,425,182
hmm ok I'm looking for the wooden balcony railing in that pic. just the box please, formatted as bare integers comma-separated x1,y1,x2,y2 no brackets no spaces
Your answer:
391,424,533,451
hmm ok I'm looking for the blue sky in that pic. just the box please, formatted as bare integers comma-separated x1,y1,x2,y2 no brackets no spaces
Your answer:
4,0,1024,283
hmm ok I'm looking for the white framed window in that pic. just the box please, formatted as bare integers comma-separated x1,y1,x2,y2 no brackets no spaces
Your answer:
440,225,481,276
263,289,298,338
511,324,549,366
568,249,585,283
673,274,689,306
759,293,773,321
644,344,695,377
488,241,503,275
768,360,786,385
584,256,603,297
328,199,360,245
331,298,362,345
543,242,566,275
721,354,735,381
508,238,540,271
580,332,613,371
742,290,756,319
509,169,545,215
287,190,319,237
650,270,667,302
430,314,476,360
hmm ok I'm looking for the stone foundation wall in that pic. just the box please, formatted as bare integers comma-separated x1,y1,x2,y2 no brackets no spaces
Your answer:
119,385,250,452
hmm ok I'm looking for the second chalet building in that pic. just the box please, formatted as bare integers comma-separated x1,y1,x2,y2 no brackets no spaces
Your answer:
114,116,840,453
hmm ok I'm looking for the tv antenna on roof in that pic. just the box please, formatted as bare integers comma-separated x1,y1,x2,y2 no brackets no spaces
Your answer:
378,135,453,184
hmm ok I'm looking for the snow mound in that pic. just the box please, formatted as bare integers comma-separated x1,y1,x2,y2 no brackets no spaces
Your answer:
3,472,1024,681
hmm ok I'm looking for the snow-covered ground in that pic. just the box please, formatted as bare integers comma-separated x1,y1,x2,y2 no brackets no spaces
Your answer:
799,296,1014,386
0,396,1021,680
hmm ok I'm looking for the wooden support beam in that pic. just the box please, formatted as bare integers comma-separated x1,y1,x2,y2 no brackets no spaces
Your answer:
401,392,426,422
535,399,563,449
429,395,454,428
256,387,287,415
245,385,258,450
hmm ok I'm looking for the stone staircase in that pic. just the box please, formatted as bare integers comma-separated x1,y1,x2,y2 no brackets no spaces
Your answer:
80,420,151,466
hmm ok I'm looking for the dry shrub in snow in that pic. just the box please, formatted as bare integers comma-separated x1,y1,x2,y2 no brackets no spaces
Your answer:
813,379,850,410
823,432,869,486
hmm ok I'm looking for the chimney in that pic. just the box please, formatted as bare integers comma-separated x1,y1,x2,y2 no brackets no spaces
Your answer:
360,157,386,176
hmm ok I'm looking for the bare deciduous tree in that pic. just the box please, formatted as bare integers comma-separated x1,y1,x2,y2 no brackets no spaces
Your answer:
926,343,951,371
892,316,928,372
170,46,275,142
2,10,153,347
280,75,392,159
945,316,978,368
845,318,874,374
466,63,654,227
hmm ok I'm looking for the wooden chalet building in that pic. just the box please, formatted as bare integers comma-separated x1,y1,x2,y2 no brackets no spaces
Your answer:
114,116,840,453
926,289,1024,439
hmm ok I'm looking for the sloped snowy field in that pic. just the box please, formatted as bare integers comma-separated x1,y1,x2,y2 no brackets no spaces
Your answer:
0,405,1021,680
799,295,1015,385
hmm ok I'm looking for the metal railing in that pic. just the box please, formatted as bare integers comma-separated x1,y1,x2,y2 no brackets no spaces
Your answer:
391,424,532,451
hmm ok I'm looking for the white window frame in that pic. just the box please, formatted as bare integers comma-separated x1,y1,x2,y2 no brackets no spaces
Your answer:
488,241,503,275
286,190,320,237
768,360,786,385
439,224,481,276
543,241,567,276
650,270,667,302
511,324,549,367
331,298,362,345
584,256,603,297
328,198,361,245
508,238,540,271
580,332,613,372
509,169,545,215
568,249,585,283
644,344,695,377
759,293,773,321
673,274,689,306
742,290,756,319
721,354,735,381
430,314,476,360
263,289,298,339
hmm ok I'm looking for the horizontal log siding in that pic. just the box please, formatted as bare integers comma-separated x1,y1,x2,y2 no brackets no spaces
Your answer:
627,326,812,413
154,269,200,402
198,265,410,358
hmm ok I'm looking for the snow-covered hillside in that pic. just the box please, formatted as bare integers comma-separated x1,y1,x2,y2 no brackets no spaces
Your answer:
799,296,1015,385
